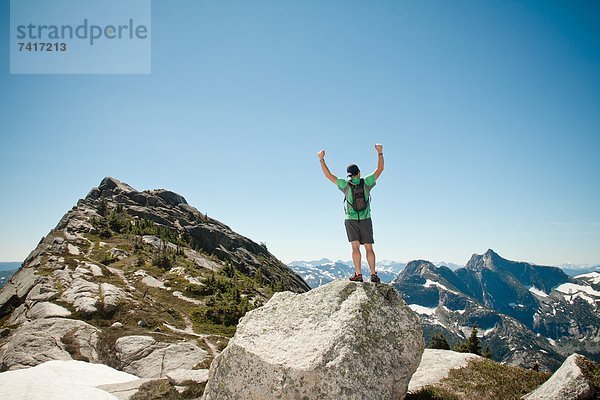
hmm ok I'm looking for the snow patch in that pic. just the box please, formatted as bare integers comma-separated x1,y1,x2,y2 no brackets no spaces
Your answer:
482,327,495,336
408,304,437,316
555,283,600,304
528,286,548,298
424,279,459,295
0,360,139,400
555,283,600,297
575,272,600,285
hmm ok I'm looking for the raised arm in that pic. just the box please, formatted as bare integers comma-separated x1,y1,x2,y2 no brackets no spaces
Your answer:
373,143,384,179
317,150,337,184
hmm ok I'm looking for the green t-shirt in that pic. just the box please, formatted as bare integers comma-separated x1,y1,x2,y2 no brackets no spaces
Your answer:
336,173,377,220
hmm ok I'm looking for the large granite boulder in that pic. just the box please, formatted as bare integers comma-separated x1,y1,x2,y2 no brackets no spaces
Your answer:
522,353,596,400
203,280,424,400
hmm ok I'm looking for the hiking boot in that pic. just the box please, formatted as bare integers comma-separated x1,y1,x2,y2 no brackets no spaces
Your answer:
349,273,363,282
370,273,381,283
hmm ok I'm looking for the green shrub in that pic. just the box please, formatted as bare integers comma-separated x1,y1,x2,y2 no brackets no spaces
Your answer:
102,253,118,265
406,387,460,400
152,252,172,269
131,380,179,400
428,333,451,350
194,291,252,327
413,358,551,400
108,209,129,233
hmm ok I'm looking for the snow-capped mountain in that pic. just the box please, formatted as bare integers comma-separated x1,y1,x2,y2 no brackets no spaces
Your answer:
288,259,406,288
0,262,20,290
557,263,600,276
287,258,334,269
392,249,600,372
433,261,464,271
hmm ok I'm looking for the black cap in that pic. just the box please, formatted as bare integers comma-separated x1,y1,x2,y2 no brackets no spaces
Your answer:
347,164,360,177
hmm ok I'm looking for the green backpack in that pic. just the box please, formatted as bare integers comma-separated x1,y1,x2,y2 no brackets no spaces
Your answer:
344,179,369,220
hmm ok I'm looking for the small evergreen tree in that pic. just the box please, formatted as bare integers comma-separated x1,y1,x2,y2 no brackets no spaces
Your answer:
466,325,482,356
453,341,468,353
98,198,107,216
428,333,451,350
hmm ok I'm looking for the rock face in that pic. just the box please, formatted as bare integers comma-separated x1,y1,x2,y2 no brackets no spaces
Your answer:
166,368,209,385
522,353,596,400
82,177,309,293
203,280,424,400
408,349,482,393
0,318,99,370
115,335,208,378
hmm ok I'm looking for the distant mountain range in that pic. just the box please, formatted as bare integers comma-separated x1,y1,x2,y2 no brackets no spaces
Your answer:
287,259,406,287
556,263,600,276
0,262,21,272
289,251,600,371
0,262,21,290
288,259,599,289
392,249,600,371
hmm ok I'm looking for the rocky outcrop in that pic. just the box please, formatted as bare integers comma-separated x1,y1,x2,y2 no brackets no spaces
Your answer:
115,335,208,378
96,378,158,400
61,278,100,316
99,283,127,315
0,318,99,371
203,280,424,400
83,177,309,293
166,368,209,385
0,267,40,318
522,353,596,400
408,349,482,393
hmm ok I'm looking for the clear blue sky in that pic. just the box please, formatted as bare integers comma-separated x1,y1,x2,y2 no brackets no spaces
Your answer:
1,0,599,266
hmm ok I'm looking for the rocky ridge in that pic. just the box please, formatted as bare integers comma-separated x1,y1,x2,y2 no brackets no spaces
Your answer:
0,177,309,391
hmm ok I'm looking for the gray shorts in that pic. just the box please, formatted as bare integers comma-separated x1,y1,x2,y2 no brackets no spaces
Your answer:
344,218,374,244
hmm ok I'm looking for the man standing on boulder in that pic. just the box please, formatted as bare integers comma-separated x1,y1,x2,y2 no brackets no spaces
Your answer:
317,144,384,283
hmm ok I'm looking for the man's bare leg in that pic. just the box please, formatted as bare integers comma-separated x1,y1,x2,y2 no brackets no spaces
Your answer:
365,243,376,275
351,241,361,275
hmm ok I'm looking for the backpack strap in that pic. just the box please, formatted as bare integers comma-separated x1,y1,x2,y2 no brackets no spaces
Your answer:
358,179,365,221
361,178,371,209
343,180,353,215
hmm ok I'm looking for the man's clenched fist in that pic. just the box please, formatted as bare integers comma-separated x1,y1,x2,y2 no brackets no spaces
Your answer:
317,150,325,160
375,143,383,153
